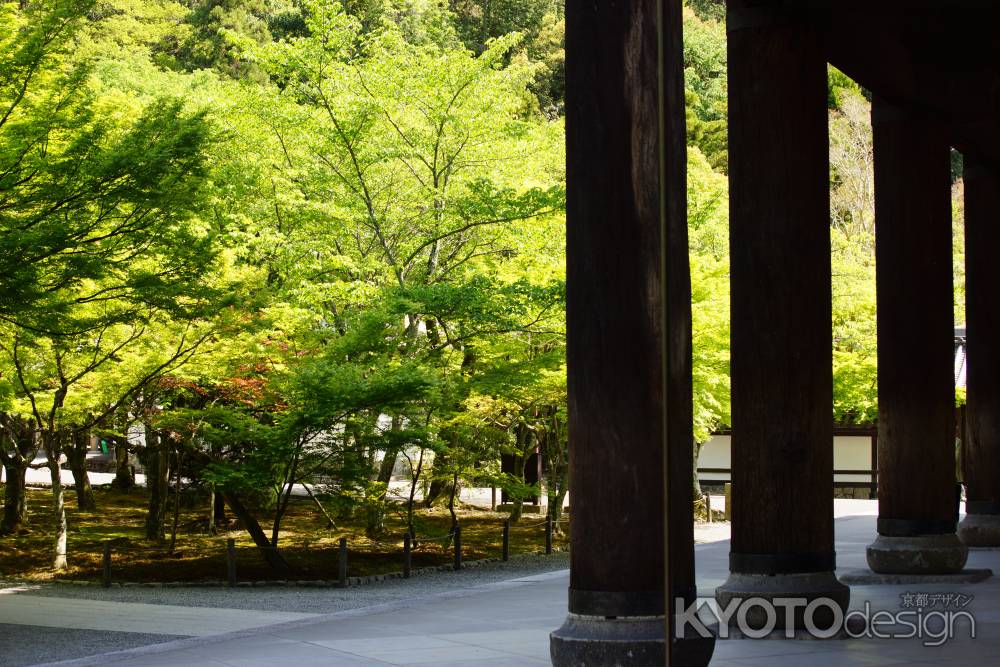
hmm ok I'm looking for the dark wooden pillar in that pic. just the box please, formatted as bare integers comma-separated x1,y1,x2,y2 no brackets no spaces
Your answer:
866,99,967,573
551,1,713,664
958,156,1000,546
716,2,848,630
662,0,714,662
561,0,661,632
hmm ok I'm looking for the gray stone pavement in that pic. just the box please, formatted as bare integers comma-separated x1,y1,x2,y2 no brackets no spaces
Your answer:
32,571,568,667
0,625,184,667
705,516,1000,667
14,502,1000,666
0,593,318,636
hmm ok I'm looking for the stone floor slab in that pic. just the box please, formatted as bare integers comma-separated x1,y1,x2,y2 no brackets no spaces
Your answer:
0,594,317,636
23,506,1000,666
839,567,993,584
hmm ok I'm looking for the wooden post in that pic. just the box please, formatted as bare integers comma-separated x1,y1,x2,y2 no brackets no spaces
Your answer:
403,533,412,578
870,432,879,500
502,520,510,562
959,157,1000,546
101,541,112,588
491,486,497,512
866,98,967,574
959,405,968,486
704,494,712,523
545,515,553,554
338,537,348,586
453,525,462,571
724,483,732,521
552,2,713,665
561,0,666,622
718,1,848,629
226,539,236,588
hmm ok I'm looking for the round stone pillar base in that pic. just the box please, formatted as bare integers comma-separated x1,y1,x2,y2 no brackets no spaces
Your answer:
550,614,715,667
959,513,1000,547
866,534,969,574
714,571,850,631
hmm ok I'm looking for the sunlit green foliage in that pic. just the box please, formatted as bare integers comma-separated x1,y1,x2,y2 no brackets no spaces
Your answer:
5,0,968,573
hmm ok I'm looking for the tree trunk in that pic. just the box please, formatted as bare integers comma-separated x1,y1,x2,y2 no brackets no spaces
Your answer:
365,416,401,535
222,491,290,570
1,461,28,534
509,484,524,522
407,448,425,536
425,477,446,507
112,439,134,490
304,483,335,529
364,482,387,538
144,427,170,542
168,452,185,554
272,477,297,547
446,470,459,548
511,423,537,523
376,446,397,484
425,451,449,507
68,431,96,510
2,415,37,535
213,491,227,526
548,462,569,537
541,409,568,534
545,453,568,532
208,485,217,535
377,415,403,485
447,470,459,529
692,439,705,501
45,439,68,570
553,480,568,530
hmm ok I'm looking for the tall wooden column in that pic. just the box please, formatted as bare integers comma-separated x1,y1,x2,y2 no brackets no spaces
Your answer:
662,0,714,662
716,2,849,630
551,1,713,664
958,157,1000,546
866,99,968,573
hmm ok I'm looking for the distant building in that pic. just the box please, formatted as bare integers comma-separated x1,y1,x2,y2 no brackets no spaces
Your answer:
698,327,970,498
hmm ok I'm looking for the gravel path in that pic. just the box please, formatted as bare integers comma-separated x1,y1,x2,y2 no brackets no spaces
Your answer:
3,552,568,613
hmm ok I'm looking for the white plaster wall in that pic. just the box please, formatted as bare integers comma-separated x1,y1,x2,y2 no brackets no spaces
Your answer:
833,435,874,483
697,435,731,482
696,433,876,485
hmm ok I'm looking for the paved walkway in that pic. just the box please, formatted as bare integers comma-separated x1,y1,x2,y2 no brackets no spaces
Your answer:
0,593,317,637
13,500,1000,666
34,572,568,666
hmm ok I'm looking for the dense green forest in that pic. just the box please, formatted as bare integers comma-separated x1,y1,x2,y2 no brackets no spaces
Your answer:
0,1,964,571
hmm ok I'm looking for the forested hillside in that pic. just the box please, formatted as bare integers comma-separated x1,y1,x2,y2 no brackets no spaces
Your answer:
0,1,962,572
